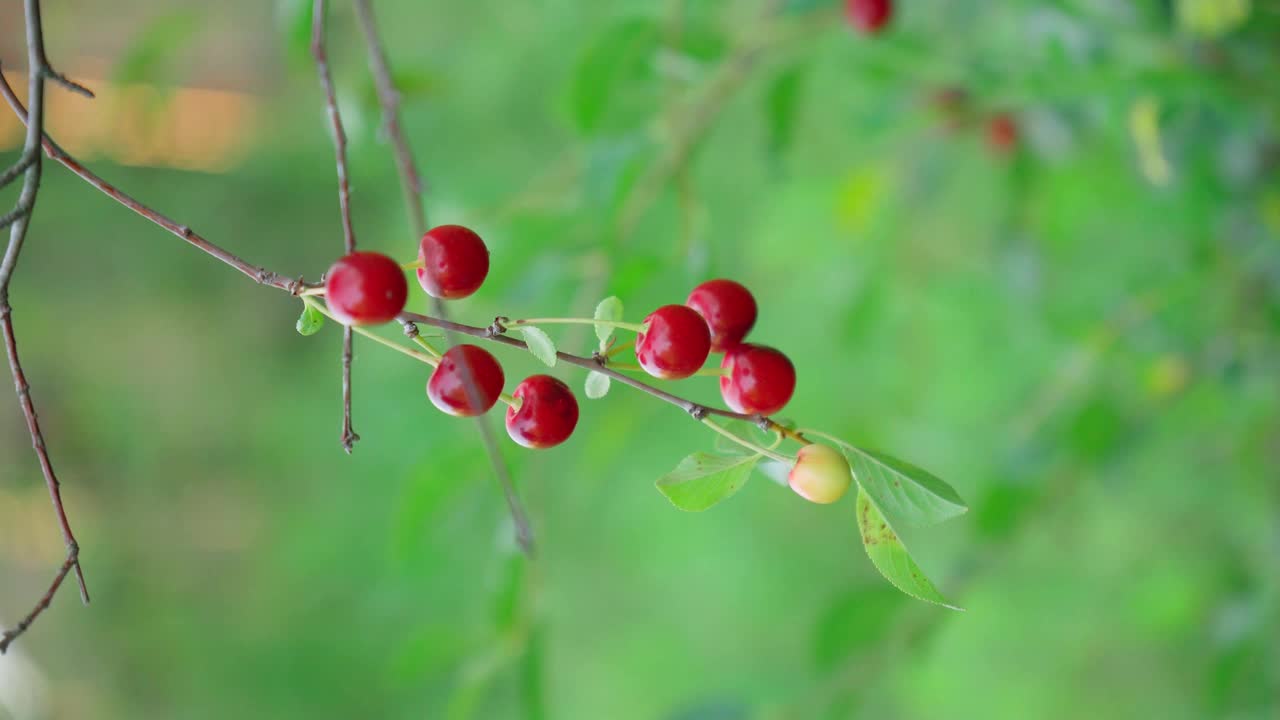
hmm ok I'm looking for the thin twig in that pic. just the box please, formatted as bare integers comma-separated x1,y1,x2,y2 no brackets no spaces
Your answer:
0,0,90,655
351,0,425,231
311,0,360,453
397,311,800,438
0,72,306,295
352,0,535,556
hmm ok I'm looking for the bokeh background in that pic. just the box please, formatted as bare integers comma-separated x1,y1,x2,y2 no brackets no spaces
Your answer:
2,1,1279,718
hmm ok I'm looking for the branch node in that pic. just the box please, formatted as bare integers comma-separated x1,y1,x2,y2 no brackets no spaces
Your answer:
754,415,773,433
40,66,95,98
487,316,508,337
591,350,607,365
178,225,193,238
400,320,420,339
687,404,709,421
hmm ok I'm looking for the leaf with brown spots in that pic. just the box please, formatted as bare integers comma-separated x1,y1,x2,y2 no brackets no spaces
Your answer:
856,487,961,610
839,444,966,527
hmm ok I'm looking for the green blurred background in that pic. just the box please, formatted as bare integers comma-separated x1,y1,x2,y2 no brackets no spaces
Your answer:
2,0,1278,718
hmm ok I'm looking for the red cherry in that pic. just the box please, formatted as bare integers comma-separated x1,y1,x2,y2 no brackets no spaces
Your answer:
720,344,795,416
845,0,892,34
987,113,1018,153
506,375,579,449
417,224,490,299
427,344,505,417
324,251,408,326
635,304,713,379
686,279,758,352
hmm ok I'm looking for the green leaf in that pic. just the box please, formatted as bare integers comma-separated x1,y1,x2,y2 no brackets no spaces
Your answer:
837,443,966,527
296,303,325,336
856,487,960,610
593,296,624,349
519,327,557,367
568,19,662,135
764,62,807,163
585,371,611,399
656,453,759,512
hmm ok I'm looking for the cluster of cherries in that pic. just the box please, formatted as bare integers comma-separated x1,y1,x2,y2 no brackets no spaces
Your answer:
322,225,578,449
318,225,799,454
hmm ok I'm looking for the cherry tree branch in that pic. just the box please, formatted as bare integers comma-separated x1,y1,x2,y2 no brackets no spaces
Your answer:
396,312,801,438
1,60,807,444
350,0,425,233
351,0,536,556
0,0,91,655
0,73,306,295
310,0,360,453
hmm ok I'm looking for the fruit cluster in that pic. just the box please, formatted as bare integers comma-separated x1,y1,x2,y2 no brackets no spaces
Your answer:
317,224,802,457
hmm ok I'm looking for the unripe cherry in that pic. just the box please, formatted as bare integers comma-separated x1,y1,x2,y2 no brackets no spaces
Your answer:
427,344,505,417
417,224,490,299
686,279,758,352
788,444,852,504
635,304,712,379
720,344,796,416
506,375,579,449
324,251,409,326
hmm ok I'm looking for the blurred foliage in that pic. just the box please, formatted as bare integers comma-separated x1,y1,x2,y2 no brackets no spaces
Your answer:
2,0,1279,719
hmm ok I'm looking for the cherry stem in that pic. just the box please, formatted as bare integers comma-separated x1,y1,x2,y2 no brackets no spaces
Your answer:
509,317,647,333
607,362,727,378
400,259,424,271
604,339,634,358
303,297,439,367
408,333,443,360
299,286,327,296
792,428,846,448
700,418,793,464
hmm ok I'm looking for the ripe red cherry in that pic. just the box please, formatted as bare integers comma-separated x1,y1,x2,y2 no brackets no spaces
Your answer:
417,224,490,299
506,375,579,449
635,304,713,379
720,344,796,416
427,344,505,417
987,113,1018,153
324,251,408,326
686,279,758,352
845,0,892,34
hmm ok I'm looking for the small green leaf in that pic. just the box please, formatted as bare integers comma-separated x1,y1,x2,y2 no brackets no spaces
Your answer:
593,296,624,349
296,303,325,336
835,443,966,527
656,453,758,512
856,487,960,610
519,327,557,367
585,371,611,399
